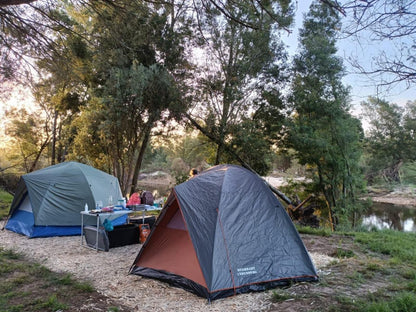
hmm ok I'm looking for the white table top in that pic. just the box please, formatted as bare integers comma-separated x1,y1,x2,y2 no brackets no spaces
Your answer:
81,209,133,223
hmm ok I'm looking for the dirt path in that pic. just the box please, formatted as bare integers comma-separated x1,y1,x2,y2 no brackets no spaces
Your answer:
0,219,339,311
0,219,399,312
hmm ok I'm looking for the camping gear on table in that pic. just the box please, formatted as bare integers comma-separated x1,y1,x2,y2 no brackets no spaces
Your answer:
5,161,126,238
129,164,318,301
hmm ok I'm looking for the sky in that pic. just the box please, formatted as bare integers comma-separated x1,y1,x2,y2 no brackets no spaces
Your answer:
283,0,416,110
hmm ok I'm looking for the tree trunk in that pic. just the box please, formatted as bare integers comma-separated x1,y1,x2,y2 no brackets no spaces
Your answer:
215,143,223,165
317,163,336,230
51,109,58,165
129,122,152,196
29,138,50,172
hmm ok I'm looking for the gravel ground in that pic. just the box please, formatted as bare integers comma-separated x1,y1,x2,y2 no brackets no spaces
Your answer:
0,220,334,311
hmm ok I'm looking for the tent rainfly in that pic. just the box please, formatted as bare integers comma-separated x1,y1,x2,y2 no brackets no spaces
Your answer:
5,162,125,238
129,164,318,300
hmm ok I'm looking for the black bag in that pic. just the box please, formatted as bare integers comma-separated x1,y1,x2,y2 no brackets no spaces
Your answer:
140,191,154,205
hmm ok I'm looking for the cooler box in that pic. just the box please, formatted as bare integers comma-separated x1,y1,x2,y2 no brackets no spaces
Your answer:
107,223,140,248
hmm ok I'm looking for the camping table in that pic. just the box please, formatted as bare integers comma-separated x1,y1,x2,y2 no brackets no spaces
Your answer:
80,210,134,251
128,204,162,221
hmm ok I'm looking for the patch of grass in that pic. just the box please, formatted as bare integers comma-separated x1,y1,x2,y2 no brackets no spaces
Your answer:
0,189,13,220
0,248,21,260
336,294,356,305
347,272,365,286
365,262,382,272
55,273,73,285
405,280,416,292
0,248,127,311
400,268,416,280
33,294,68,311
297,225,332,237
333,248,355,259
271,290,293,302
354,230,416,265
73,281,94,292
356,260,386,279
356,292,416,312
326,295,357,312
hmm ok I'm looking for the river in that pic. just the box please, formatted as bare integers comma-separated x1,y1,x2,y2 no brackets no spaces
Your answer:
362,202,416,232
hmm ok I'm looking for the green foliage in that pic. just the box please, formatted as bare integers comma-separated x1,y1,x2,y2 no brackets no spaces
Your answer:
399,161,416,185
362,98,416,183
286,1,364,227
4,108,50,173
142,146,169,171
223,118,275,175
191,0,291,168
0,189,13,220
9,0,190,195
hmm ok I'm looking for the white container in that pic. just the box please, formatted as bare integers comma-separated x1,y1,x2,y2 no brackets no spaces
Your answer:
84,203,88,212
117,198,127,208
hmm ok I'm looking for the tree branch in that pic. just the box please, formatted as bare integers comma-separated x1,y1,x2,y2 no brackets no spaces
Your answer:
184,111,293,205
0,0,35,6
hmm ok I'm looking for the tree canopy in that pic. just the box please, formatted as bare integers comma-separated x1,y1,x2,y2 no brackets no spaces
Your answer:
286,0,364,227
187,0,292,173
2,0,416,233
362,97,416,182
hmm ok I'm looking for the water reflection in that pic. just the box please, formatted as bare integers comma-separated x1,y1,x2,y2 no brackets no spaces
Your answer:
362,202,416,232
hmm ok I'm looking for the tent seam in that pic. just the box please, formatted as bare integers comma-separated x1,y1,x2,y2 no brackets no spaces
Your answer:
175,189,209,290
77,165,96,208
216,207,236,296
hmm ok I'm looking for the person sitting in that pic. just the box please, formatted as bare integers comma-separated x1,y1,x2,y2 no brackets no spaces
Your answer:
127,192,141,205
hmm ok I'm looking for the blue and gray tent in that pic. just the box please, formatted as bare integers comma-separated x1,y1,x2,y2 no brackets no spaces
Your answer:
5,162,126,238
130,164,318,300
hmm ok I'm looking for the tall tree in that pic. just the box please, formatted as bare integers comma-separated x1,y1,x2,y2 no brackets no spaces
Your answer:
4,108,50,172
286,0,364,228
363,97,416,182
65,1,186,195
188,0,292,170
